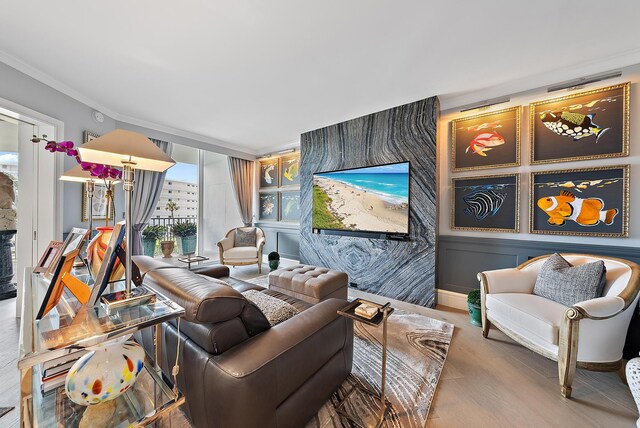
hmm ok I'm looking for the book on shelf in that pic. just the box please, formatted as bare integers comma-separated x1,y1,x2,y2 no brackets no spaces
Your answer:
41,371,67,395
41,349,86,372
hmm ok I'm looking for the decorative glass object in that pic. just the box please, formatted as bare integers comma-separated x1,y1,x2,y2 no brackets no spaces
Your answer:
65,338,145,406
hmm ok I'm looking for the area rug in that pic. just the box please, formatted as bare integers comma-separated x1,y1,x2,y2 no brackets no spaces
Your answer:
243,275,454,427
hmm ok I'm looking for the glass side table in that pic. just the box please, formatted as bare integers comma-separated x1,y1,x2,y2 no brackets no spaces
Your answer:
336,298,394,428
177,254,209,270
19,269,185,427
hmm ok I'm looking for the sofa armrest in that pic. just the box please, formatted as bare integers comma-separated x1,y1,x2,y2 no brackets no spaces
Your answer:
478,268,537,295
218,236,233,251
256,236,265,250
212,298,351,377
572,296,625,320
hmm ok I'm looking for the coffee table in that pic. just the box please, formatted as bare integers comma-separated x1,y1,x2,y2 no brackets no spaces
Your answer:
336,298,394,428
178,254,209,269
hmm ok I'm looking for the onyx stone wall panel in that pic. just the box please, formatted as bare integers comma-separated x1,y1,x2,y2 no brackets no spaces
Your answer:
299,97,439,307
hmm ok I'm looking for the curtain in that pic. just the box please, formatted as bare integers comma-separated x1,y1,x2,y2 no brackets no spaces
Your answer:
131,138,173,255
228,157,254,226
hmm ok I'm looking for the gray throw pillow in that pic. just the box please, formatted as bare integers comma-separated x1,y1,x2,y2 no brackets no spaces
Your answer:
241,290,299,326
234,228,257,247
533,253,607,307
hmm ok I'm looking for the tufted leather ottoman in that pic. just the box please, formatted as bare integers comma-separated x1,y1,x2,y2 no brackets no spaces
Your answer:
268,264,348,304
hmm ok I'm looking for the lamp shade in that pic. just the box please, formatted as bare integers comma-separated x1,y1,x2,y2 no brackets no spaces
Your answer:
77,129,175,172
59,165,121,183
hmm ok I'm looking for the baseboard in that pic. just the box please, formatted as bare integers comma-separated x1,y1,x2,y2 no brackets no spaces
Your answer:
436,289,467,311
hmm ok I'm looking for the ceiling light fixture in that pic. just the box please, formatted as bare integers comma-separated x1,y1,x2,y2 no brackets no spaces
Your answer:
547,71,622,93
276,148,295,155
458,96,511,112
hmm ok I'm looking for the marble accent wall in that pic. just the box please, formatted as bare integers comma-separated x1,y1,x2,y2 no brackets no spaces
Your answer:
299,97,438,307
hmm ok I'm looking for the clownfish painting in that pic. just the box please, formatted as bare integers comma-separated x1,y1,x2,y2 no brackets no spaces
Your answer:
537,190,618,227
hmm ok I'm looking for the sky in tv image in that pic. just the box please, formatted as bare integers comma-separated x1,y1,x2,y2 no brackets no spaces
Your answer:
313,162,409,234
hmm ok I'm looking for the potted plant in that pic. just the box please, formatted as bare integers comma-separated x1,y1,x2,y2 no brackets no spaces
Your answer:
268,251,280,271
141,225,166,257
173,221,197,255
467,289,482,327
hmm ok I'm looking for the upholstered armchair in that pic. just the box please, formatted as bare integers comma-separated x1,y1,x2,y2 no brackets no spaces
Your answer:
217,227,265,273
478,254,640,398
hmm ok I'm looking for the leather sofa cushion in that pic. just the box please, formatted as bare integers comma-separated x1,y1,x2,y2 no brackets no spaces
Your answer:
224,247,258,260
171,317,249,355
191,264,230,278
143,266,247,324
486,293,566,345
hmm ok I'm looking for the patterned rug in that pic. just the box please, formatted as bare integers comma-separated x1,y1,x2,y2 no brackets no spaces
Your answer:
243,275,454,428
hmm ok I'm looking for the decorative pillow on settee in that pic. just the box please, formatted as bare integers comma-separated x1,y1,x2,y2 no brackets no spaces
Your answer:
533,253,607,307
242,290,299,326
235,228,257,247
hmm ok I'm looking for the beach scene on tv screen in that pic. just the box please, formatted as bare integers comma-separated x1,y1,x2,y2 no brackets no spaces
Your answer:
313,162,409,233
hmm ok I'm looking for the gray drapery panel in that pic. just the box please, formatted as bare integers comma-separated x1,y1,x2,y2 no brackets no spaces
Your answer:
228,157,254,226
131,138,173,255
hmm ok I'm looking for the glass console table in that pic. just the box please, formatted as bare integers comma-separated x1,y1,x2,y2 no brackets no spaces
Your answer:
18,268,185,427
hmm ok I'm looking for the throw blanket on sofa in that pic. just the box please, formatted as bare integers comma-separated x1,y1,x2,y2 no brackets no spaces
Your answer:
242,290,299,326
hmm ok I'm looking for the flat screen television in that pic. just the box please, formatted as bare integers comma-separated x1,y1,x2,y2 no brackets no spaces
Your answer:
312,161,410,237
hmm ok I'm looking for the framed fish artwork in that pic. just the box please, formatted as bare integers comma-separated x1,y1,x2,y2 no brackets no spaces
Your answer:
279,152,300,187
530,165,629,237
259,158,279,189
451,106,521,172
530,82,630,164
279,191,300,222
258,192,278,221
451,173,520,232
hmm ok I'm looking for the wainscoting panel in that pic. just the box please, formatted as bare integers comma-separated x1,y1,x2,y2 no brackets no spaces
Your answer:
255,222,300,260
438,235,640,294
300,97,439,307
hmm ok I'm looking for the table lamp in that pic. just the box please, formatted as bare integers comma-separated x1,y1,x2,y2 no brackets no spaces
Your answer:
59,164,121,241
78,129,175,308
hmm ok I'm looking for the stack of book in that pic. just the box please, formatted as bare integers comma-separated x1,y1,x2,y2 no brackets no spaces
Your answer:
355,302,379,319
40,351,87,395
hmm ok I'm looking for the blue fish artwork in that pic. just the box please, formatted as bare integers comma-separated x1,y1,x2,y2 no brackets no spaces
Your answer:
463,189,506,220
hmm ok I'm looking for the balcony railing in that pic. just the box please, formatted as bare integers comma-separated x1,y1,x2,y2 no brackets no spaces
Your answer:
148,217,197,241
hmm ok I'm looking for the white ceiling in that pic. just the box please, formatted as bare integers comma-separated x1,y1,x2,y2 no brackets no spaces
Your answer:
1,1,640,155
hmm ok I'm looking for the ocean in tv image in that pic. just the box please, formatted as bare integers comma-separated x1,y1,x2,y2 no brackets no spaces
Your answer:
312,162,409,233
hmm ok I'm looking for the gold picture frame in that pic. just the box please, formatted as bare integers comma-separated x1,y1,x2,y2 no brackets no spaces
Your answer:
279,152,300,187
529,165,629,237
84,130,99,143
451,173,520,233
82,182,114,222
451,106,521,172
529,82,630,165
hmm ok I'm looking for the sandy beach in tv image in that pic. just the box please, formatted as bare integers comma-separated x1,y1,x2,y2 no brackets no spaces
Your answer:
312,163,409,233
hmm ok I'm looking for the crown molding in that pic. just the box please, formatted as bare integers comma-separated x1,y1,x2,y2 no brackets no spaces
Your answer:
439,47,640,112
0,48,120,119
0,48,256,155
115,113,258,156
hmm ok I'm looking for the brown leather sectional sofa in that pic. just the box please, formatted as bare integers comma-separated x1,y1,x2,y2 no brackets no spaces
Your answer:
132,256,354,428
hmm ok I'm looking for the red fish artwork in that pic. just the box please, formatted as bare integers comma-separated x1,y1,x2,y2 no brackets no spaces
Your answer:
465,132,506,157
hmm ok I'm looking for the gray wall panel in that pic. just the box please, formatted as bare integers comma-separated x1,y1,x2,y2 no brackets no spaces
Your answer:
299,97,439,307
438,235,640,294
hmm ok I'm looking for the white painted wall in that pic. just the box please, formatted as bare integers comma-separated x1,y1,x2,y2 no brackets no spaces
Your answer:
438,63,640,248
202,152,243,260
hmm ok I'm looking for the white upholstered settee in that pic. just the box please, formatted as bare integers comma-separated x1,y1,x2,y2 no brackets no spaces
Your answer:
478,254,640,398
217,227,266,273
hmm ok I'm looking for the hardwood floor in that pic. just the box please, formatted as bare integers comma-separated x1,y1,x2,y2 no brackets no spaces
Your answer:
5,261,638,427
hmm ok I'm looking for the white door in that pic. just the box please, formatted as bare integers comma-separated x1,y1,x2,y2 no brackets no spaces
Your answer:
0,105,60,313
